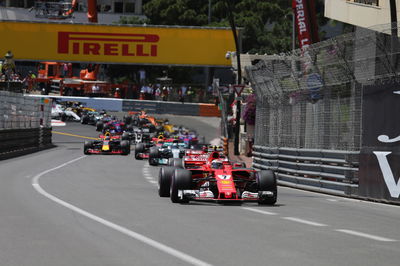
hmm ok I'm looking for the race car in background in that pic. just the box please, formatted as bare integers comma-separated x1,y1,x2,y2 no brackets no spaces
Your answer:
122,125,153,144
148,141,188,166
51,102,80,122
158,151,277,205
83,132,130,155
96,119,126,135
81,110,106,125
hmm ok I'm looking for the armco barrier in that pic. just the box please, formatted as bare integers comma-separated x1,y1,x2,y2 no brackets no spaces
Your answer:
28,95,221,117
0,127,53,160
252,145,359,196
158,102,199,116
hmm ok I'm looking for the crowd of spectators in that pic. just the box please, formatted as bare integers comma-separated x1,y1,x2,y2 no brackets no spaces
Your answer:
138,83,200,103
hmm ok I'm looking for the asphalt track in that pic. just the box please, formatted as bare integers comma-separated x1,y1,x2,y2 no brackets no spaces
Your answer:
1,115,400,266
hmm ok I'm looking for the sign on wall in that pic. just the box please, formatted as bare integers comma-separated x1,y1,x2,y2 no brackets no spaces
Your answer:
0,21,235,66
359,82,400,202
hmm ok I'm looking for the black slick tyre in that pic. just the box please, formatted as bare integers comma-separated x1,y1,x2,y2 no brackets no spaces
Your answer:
83,141,93,155
149,147,159,166
256,170,277,205
158,167,175,197
168,158,184,168
170,169,192,203
134,143,145,159
96,121,103,131
120,140,130,155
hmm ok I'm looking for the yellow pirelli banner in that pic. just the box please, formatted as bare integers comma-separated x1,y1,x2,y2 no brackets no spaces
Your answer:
0,21,236,66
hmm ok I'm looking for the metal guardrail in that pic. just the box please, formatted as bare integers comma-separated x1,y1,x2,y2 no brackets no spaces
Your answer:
252,145,359,196
0,127,53,160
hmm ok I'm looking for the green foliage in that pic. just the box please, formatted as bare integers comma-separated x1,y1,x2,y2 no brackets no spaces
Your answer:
119,0,337,55
117,16,150,25
140,0,294,54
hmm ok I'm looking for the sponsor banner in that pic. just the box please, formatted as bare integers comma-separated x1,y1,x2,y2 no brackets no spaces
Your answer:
292,0,319,49
0,21,235,66
359,82,400,202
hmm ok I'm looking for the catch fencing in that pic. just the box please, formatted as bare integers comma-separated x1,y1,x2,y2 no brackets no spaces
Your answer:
246,23,400,203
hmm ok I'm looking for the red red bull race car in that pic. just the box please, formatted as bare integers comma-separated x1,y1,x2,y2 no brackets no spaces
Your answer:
158,151,277,205
83,132,130,155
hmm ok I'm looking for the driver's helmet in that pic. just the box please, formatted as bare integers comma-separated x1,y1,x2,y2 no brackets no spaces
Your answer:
172,142,179,148
211,160,224,169
104,131,111,140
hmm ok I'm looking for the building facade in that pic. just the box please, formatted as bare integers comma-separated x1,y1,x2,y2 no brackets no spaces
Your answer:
325,0,398,28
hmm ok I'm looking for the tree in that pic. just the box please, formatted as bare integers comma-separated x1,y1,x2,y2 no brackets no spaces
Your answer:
140,0,293,54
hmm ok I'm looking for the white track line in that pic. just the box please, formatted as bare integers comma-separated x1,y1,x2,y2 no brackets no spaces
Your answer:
32,156,212,266
335,229,397,242
241,207,278,216
282,217,328,227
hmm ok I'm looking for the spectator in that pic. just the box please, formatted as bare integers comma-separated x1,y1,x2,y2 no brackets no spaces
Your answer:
140,84,146,100
161,86,169,101
188,87,196,102
155,86,161,100
179,85,187,104
114,88,121,98
92,84,100,96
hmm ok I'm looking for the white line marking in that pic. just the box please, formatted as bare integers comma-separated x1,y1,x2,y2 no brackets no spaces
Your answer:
280,186,400,209
32,156,212,266
326,199,338,202
149,180,158,184
283,217,328,227
335,229,397,242
242,207,278,216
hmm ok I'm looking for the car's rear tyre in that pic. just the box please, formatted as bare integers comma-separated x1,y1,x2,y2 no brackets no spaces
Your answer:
96,121,103,131
148,124,156,133
256,170,277,205
122,132,130,141
135,143,145,159
83,141,93,155
81,115,88,124
121,140,130,155
170,169,192,203
123,115,132,125
149,147,159,166
168,158,184,168
156,125,163,132
158,167,176,197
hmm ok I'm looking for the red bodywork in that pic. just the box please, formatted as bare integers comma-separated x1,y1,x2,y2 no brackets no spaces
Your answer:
185,151,257,201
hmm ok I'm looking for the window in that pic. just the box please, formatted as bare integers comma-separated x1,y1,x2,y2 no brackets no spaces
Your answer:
125,3,135,13
114,2,123,13
347,0,379,6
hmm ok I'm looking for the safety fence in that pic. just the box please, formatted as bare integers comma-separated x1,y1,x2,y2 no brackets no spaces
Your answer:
252,146,359,196
0,86,52,159
246,23,400,204
0,127,52,160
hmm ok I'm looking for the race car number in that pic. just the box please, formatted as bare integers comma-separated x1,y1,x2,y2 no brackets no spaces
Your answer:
217,175,231,180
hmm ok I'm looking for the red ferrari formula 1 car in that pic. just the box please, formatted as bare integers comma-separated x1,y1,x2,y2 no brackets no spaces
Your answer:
83,132,130,155
158,151,277,205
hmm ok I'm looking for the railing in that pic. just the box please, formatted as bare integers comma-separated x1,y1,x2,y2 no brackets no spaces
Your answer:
252,145,359,196
0,127,52,160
